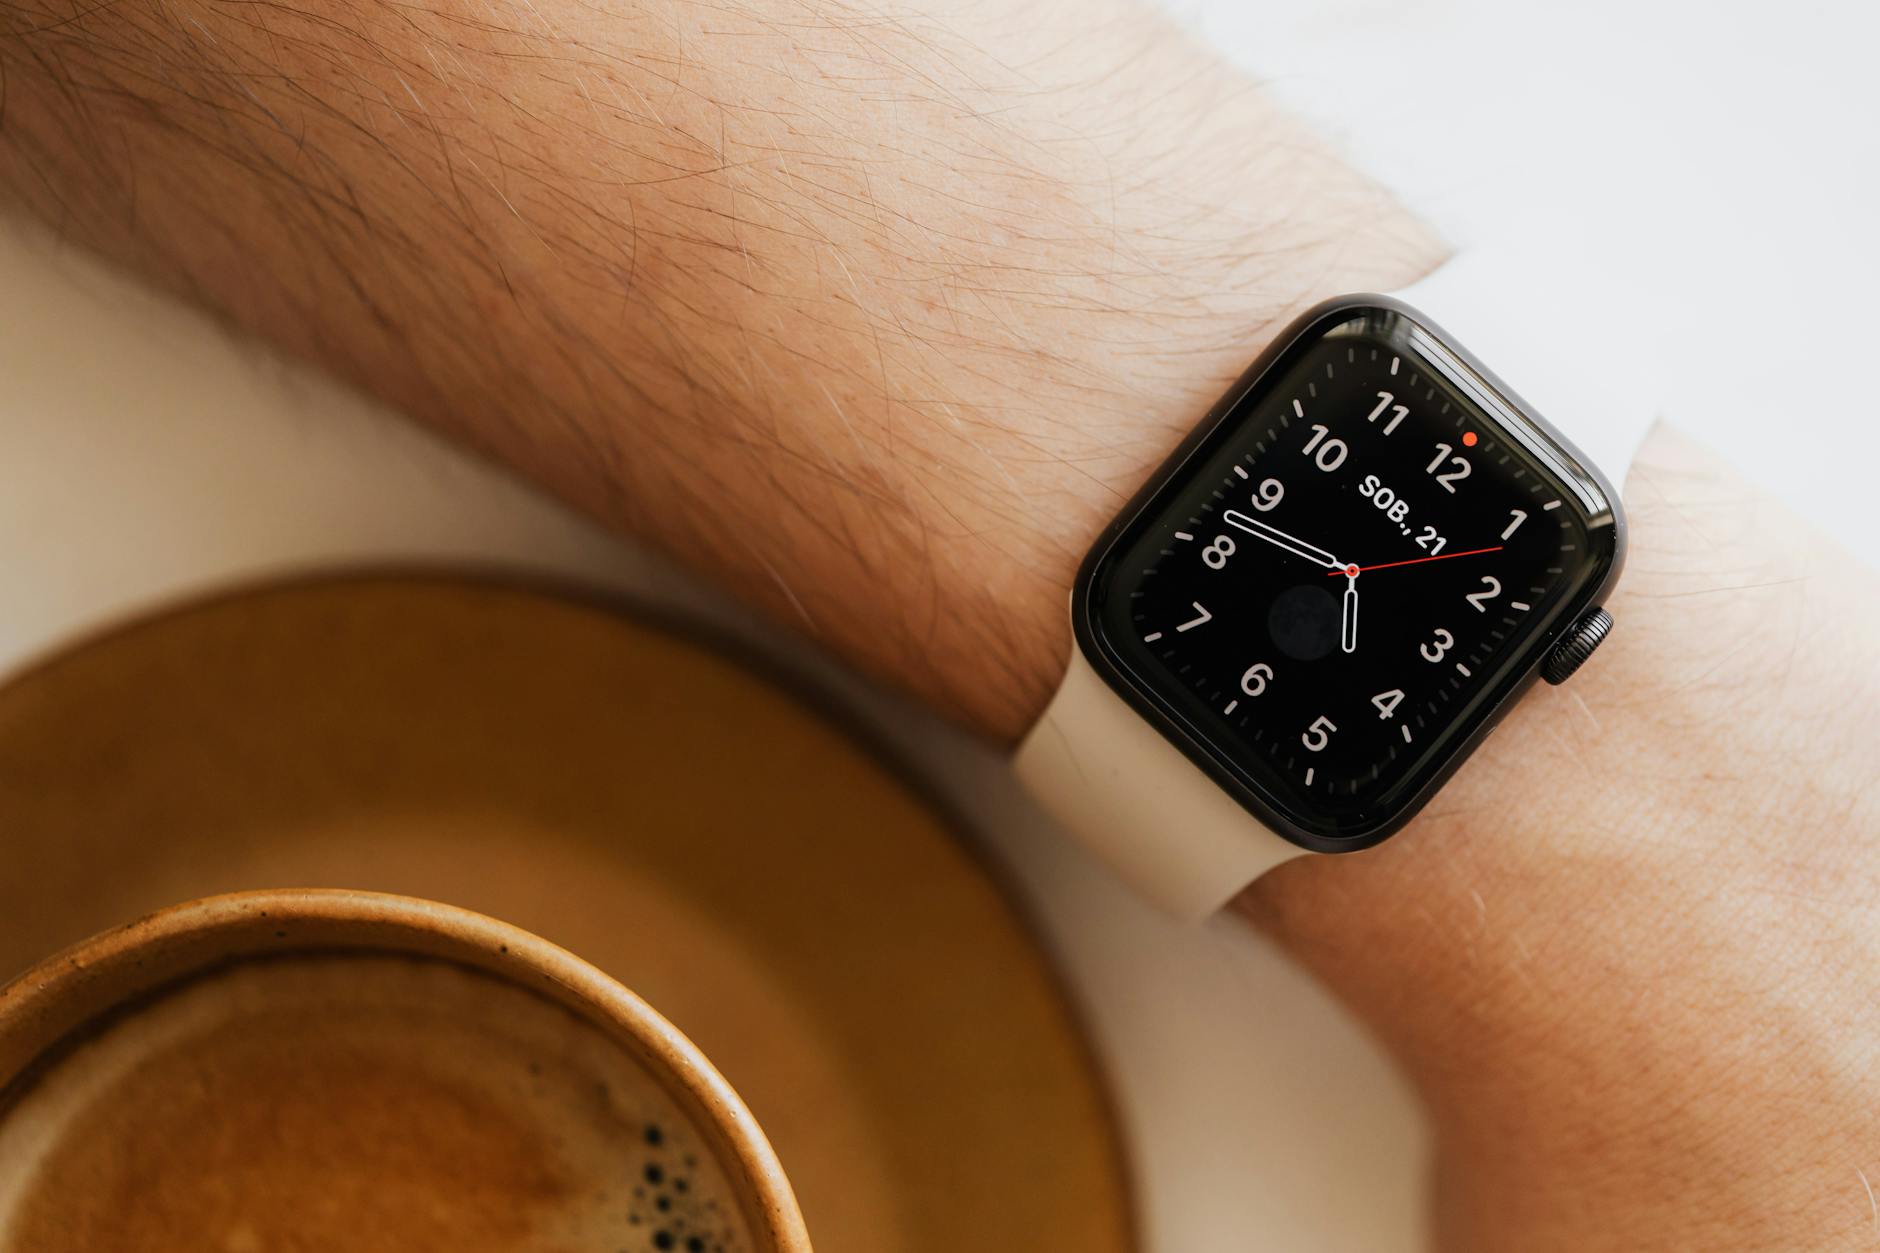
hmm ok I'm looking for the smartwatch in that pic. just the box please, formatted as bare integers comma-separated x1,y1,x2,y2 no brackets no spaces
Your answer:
1014,246,1653,919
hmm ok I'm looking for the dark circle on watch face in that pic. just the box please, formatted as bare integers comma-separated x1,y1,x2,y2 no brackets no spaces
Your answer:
1267,584,1339,660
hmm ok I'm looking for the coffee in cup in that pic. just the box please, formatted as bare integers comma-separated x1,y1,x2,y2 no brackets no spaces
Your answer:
0,890,809,1253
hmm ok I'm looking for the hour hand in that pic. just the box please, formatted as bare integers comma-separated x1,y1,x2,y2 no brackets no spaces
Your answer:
1341,567,1359,654
1222,509,1342,570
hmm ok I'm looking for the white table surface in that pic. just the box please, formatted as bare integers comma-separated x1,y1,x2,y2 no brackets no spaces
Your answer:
2,3,1872,1249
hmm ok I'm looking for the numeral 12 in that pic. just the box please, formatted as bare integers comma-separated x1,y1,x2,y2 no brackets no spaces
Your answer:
1424,444,1472,492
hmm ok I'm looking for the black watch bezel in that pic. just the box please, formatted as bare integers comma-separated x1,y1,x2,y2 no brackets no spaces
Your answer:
1070,294,1627,855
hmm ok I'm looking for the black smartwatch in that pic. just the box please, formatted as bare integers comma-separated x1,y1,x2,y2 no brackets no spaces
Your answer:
1014,251,1643,917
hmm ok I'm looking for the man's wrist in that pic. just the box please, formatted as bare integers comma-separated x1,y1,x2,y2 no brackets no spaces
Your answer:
1237,426,1880,1250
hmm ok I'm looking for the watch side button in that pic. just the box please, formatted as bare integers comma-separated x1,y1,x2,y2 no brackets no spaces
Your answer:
1541,607,1613,685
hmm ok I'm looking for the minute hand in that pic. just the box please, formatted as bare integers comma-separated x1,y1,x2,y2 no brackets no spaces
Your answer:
1222,510,1343,570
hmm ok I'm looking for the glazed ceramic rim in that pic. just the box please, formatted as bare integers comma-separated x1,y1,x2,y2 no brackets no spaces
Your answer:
0,888,812,1252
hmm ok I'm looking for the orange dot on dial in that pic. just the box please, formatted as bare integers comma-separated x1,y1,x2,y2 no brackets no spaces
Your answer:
1461,431,1479,447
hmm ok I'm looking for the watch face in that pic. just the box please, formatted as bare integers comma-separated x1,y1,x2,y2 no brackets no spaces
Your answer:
1079,299,1622,850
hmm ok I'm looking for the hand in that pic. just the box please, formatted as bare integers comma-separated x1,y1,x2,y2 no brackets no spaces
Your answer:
1221,509,1344,571
1325,545,1503,576
1339,565,1359,654
1219,510,1361,651
1331,545,1500,656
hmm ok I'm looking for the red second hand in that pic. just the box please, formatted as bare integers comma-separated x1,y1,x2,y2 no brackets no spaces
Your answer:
1328,545,1504,575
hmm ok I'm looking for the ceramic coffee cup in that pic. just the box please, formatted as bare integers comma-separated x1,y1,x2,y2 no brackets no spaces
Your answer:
0,889,811,1253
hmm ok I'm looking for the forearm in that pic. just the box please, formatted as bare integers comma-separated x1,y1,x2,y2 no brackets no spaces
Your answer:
0,0,1435,738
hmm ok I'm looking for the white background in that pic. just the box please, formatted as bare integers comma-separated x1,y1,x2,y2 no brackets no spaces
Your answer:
1188,0,1880,564
2,3,1875,1250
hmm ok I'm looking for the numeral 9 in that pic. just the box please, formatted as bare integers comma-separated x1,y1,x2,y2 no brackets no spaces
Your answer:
1249,477,1284,512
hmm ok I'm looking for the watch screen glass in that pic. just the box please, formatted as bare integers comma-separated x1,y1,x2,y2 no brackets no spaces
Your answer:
1085,303,1619,844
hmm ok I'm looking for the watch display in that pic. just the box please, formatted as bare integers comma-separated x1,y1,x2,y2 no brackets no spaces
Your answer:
1079,299,1622,849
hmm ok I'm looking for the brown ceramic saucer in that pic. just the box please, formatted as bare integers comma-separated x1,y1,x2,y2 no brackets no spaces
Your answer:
0,575,1134,1253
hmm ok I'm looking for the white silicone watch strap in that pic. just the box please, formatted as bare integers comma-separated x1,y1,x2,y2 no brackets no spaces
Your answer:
1014,642,1302,918
1016,248,1660,920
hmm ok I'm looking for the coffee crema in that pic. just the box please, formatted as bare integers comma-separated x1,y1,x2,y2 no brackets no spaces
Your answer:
0,954,749,1253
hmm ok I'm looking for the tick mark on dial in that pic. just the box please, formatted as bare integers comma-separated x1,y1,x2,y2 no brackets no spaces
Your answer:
1400,724,1413,743
1455,662,1472,677
1223,699,1239,715
1510,600,1530,610
1143,631,1163,643
1304,767,1315,786
1233,465,1248,479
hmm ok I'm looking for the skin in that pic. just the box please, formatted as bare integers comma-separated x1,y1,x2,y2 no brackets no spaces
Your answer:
1247,428,1880,1247
1,0,1875,1246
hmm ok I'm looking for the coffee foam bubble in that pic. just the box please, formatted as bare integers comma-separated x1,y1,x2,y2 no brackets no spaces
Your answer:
0,954,752,1253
